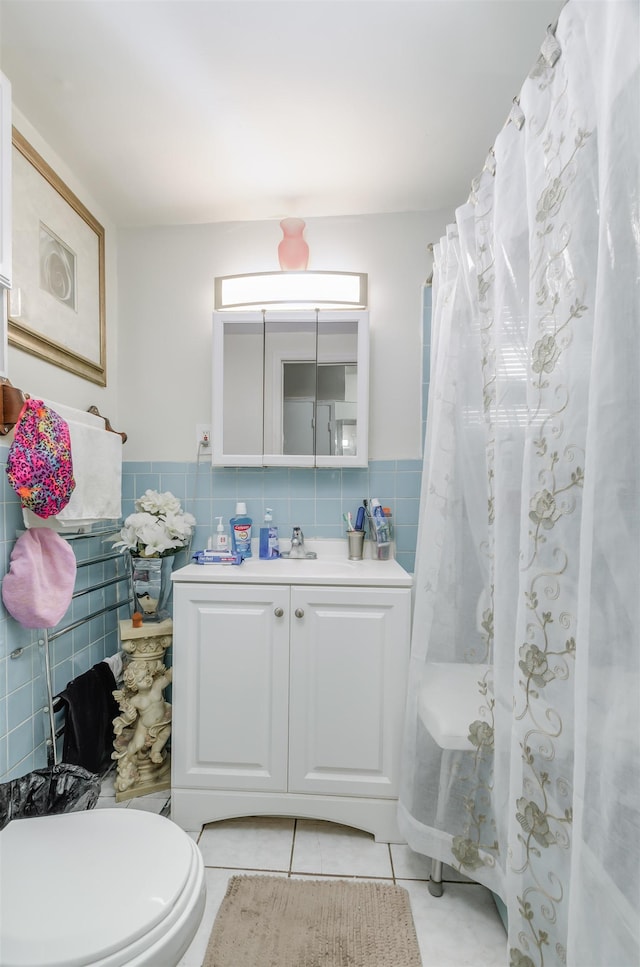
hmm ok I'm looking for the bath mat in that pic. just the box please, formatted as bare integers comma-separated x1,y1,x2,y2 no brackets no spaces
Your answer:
204,874,423,967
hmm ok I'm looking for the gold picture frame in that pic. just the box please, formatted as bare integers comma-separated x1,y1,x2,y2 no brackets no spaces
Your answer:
8,127,106,385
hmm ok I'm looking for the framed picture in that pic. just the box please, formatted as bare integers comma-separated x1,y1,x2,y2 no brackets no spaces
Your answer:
8,127,106,385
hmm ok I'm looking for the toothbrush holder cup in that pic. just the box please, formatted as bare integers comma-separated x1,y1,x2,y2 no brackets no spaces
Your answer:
347,530,365,561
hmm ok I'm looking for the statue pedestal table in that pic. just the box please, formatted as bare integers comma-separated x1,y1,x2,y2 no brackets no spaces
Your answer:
113,617,173,803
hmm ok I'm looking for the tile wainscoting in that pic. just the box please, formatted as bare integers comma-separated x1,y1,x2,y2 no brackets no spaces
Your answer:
121,458,422,574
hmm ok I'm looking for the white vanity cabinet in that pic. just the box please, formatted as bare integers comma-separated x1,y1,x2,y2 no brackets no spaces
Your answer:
171,553,412,842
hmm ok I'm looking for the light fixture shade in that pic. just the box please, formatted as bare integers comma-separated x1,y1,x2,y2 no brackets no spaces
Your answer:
214,271,368,310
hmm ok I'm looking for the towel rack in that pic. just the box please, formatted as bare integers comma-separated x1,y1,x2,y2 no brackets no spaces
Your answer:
86,405,128,443
40,528,133,767
0,378,127,441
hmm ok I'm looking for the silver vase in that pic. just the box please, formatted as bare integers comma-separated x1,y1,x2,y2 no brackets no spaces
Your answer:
131,555,174,622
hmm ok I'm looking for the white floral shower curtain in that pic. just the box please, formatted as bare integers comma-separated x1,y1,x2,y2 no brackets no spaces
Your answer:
398,3,639,965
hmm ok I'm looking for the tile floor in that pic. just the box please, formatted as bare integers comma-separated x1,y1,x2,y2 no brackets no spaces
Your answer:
98,772,508,967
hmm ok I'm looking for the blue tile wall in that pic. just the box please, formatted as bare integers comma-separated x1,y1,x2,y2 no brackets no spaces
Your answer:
0,453,125,782
0,285,432,780
120,459,423,575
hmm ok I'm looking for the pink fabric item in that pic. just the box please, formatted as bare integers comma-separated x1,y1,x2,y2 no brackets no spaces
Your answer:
5,399,75,518
1,528,76,629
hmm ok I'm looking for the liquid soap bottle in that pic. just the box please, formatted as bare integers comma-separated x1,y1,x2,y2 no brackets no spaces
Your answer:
259,507,280,560
214,516,229,552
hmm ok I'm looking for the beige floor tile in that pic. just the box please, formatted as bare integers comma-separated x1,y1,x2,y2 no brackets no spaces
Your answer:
95,796,128,809
128,793,171,814
198,816,295,871
291,818,393,878
401,879,507,967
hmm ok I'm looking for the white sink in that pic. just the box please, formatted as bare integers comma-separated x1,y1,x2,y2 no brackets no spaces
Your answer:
173,539,412,588
270,558,360,575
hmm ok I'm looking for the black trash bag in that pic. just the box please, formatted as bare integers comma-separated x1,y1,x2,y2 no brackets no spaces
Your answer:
0,763,101,831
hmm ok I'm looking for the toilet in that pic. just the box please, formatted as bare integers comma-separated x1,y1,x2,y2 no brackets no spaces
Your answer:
0,807,206,966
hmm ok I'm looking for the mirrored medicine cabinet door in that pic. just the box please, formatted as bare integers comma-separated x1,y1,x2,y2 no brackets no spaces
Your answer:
212,309,369,468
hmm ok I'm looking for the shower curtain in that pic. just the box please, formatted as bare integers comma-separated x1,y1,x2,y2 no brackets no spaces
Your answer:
398,3,639,966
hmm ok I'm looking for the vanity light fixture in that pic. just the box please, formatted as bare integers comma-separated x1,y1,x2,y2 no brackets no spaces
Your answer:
214,270,368,311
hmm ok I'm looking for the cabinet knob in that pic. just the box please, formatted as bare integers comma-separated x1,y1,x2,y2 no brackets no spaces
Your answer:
295,608,305,618
274,607,284,617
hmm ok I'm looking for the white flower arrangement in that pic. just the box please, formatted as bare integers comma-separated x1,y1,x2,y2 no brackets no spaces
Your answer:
114,489,196,558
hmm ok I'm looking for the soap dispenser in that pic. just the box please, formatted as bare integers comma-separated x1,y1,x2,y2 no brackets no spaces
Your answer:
259,508,280,560
214,516,229,551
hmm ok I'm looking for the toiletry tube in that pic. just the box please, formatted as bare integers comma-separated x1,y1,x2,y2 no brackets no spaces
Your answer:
382,507,394,545
370,499,389,542
369,499,394,560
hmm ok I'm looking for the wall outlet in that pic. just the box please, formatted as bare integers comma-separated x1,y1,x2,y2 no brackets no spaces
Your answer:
196,424,211,448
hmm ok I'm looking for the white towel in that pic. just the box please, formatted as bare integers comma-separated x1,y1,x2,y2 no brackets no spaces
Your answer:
23,401,122,531
103,651,125,685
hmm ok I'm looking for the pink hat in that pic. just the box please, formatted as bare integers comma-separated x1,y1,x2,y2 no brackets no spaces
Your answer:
5,399,75,518
2,529,76,628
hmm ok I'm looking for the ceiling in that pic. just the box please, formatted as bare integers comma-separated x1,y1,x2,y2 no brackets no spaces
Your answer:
0,0,565,228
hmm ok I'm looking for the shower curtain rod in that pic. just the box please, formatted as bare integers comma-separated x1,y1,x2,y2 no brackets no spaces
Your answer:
466,12,565,203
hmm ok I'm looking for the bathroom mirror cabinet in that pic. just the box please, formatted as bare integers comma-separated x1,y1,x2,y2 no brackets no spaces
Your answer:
212,309,369,467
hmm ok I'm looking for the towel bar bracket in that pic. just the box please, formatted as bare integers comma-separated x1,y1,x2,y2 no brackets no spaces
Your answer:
87,405,127,443
0,378,27,434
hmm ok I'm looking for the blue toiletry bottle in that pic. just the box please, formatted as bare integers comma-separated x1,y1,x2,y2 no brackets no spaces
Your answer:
230,502,253,558
259,508,280,560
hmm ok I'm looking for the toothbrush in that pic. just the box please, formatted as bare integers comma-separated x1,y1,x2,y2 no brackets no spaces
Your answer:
343,512,354,531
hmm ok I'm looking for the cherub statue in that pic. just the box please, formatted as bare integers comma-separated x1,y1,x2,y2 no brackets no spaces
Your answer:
113,659,172,766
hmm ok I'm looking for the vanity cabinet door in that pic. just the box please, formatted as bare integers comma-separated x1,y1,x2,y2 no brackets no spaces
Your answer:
172,583,290,792
287,586,411,798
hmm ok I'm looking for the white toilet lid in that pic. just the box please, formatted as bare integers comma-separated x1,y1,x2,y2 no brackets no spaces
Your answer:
0,807,196,967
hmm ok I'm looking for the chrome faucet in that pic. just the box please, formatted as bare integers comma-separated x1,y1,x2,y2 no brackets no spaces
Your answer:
289,526,305,558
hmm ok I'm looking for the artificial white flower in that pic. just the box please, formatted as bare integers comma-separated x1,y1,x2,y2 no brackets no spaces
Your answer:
113,490,195,558
136,489,182,516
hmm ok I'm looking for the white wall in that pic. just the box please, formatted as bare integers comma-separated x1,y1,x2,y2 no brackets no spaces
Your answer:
117,211,449,462
6,109,120,422
6,108,452,460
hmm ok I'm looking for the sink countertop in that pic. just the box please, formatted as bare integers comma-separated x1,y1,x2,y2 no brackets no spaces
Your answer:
172,539,413,588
